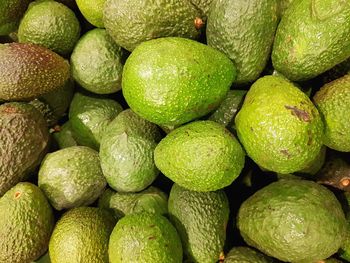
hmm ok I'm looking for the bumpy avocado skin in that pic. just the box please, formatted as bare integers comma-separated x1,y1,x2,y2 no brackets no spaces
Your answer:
122,37,236,126
224,246,274,263
313,75,350,152
168,184,229,263
0,183,55,263
272,0,350,81
0,0,32,35
207,0,278,84
235,75,323,174
237,180,347,262
0,103,49,196
189,0,213,16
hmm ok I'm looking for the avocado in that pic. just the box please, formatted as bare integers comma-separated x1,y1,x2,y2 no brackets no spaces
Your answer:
38,146,107,210
99,109,161,192
0,182,55,263
272,0,350,81
321,58,350,85
235,75,324,174
313,74,350,152
0,0,32,35
71,29,125,94
123,37,236,126
237,180,346,262
277,0,294,19
52,121,78,149
69,92,123,150
207,0,278,84
33,252,51,263
224,247,274,263
49,207,116,263
0,102,49,196
76,0,106,28
298,146,326,176
0,43,70,101
103,0,203,51
189,0,213,16
168,184,229,263
340,192,350,261
109,213,183,263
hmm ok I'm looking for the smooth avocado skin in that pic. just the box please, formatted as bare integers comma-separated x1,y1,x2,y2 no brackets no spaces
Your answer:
237,180,347,262
123,37,236,126
49,207,116,263
235,75,324,174
0,182,55,263
0,43,70,101
0,103,49,196
207,0,278,84
272,0,350,81
108,213,183,263
313,74,350,152
224,247,274,263
0,0,32,35
76,0,106,28
168,184,229,263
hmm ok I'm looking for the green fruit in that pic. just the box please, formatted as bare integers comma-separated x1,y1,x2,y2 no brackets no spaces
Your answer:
38,146,107,210
109,213,183,263
18,1,81,56
33,252,51,263
298,146,326,175
0,0,31,35
168,184,229,263
235,76,323,174
224,247,274,263
189,0,213,16
155,121,245,192
76,0,106,27
313,74,350,152
98,186,168,218
71,29,125,94
0,43,70,101
0,182,55,263
103,0,202,51
237,180,347,262
0,102,49,196
99,109,161,192
277,0,294,19
207,0,278,84
272,0,350,81
49,207,116,263
69,92,123,150
123,37,236,126
52,121,78,149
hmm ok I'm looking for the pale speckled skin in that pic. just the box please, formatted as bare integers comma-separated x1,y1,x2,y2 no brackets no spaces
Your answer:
38,146,107,210
235,76,324,174
272,0,350,81
237,180,346,262
224,247,274,263
155,120,245,192
0,103,49,196
0,43,70,101
49,207,116,263
168,184,229,263
313,75,350,152
0,183,54,263
0,0,32,35
123,37,236,126
109,213,183,263
103,0,202,51
207,0,278,84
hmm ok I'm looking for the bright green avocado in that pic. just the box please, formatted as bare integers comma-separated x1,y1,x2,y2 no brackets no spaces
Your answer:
0,0,32,35
272,0,350,81
235,75,323,174
168,184,229,263
224,247,274,263
0,182,55,263
277,0,295,19
237,180,346,262
52,121,78,149
123,37,236,126
76,0,106,28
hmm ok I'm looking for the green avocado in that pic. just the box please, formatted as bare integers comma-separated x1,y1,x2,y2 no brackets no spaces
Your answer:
189,0,213,16
298,146,326,175
33,252,51,263
76,0,106,28
277,0,295,19
0,0,32,35
224,247,274,263
52,121,78,149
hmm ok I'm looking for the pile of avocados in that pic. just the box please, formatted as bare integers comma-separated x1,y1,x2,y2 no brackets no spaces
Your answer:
1,0,350,262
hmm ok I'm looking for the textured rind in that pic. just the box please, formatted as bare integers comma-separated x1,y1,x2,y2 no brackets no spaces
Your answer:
313,75,350,152
0,43,70,101
98,186,168,218
0,183,55,263
277,0,295,19
76,0,106,28
235,75,324,174
71,29,125,94
189,0,213,16
69,92,123,150
224,247,274,263
237,180,347,262
155,120,245,192
123,37,236,126
108,213,183,263
103,0,202,51
0,103,49,196
33,252,51,263
272,0,350,81
52,121,78,149
38,146,107,210
18,1,81,55
207,0,278,84
298,146,326,175
168,184,229,263
49,207,116,263
0,0,32,35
